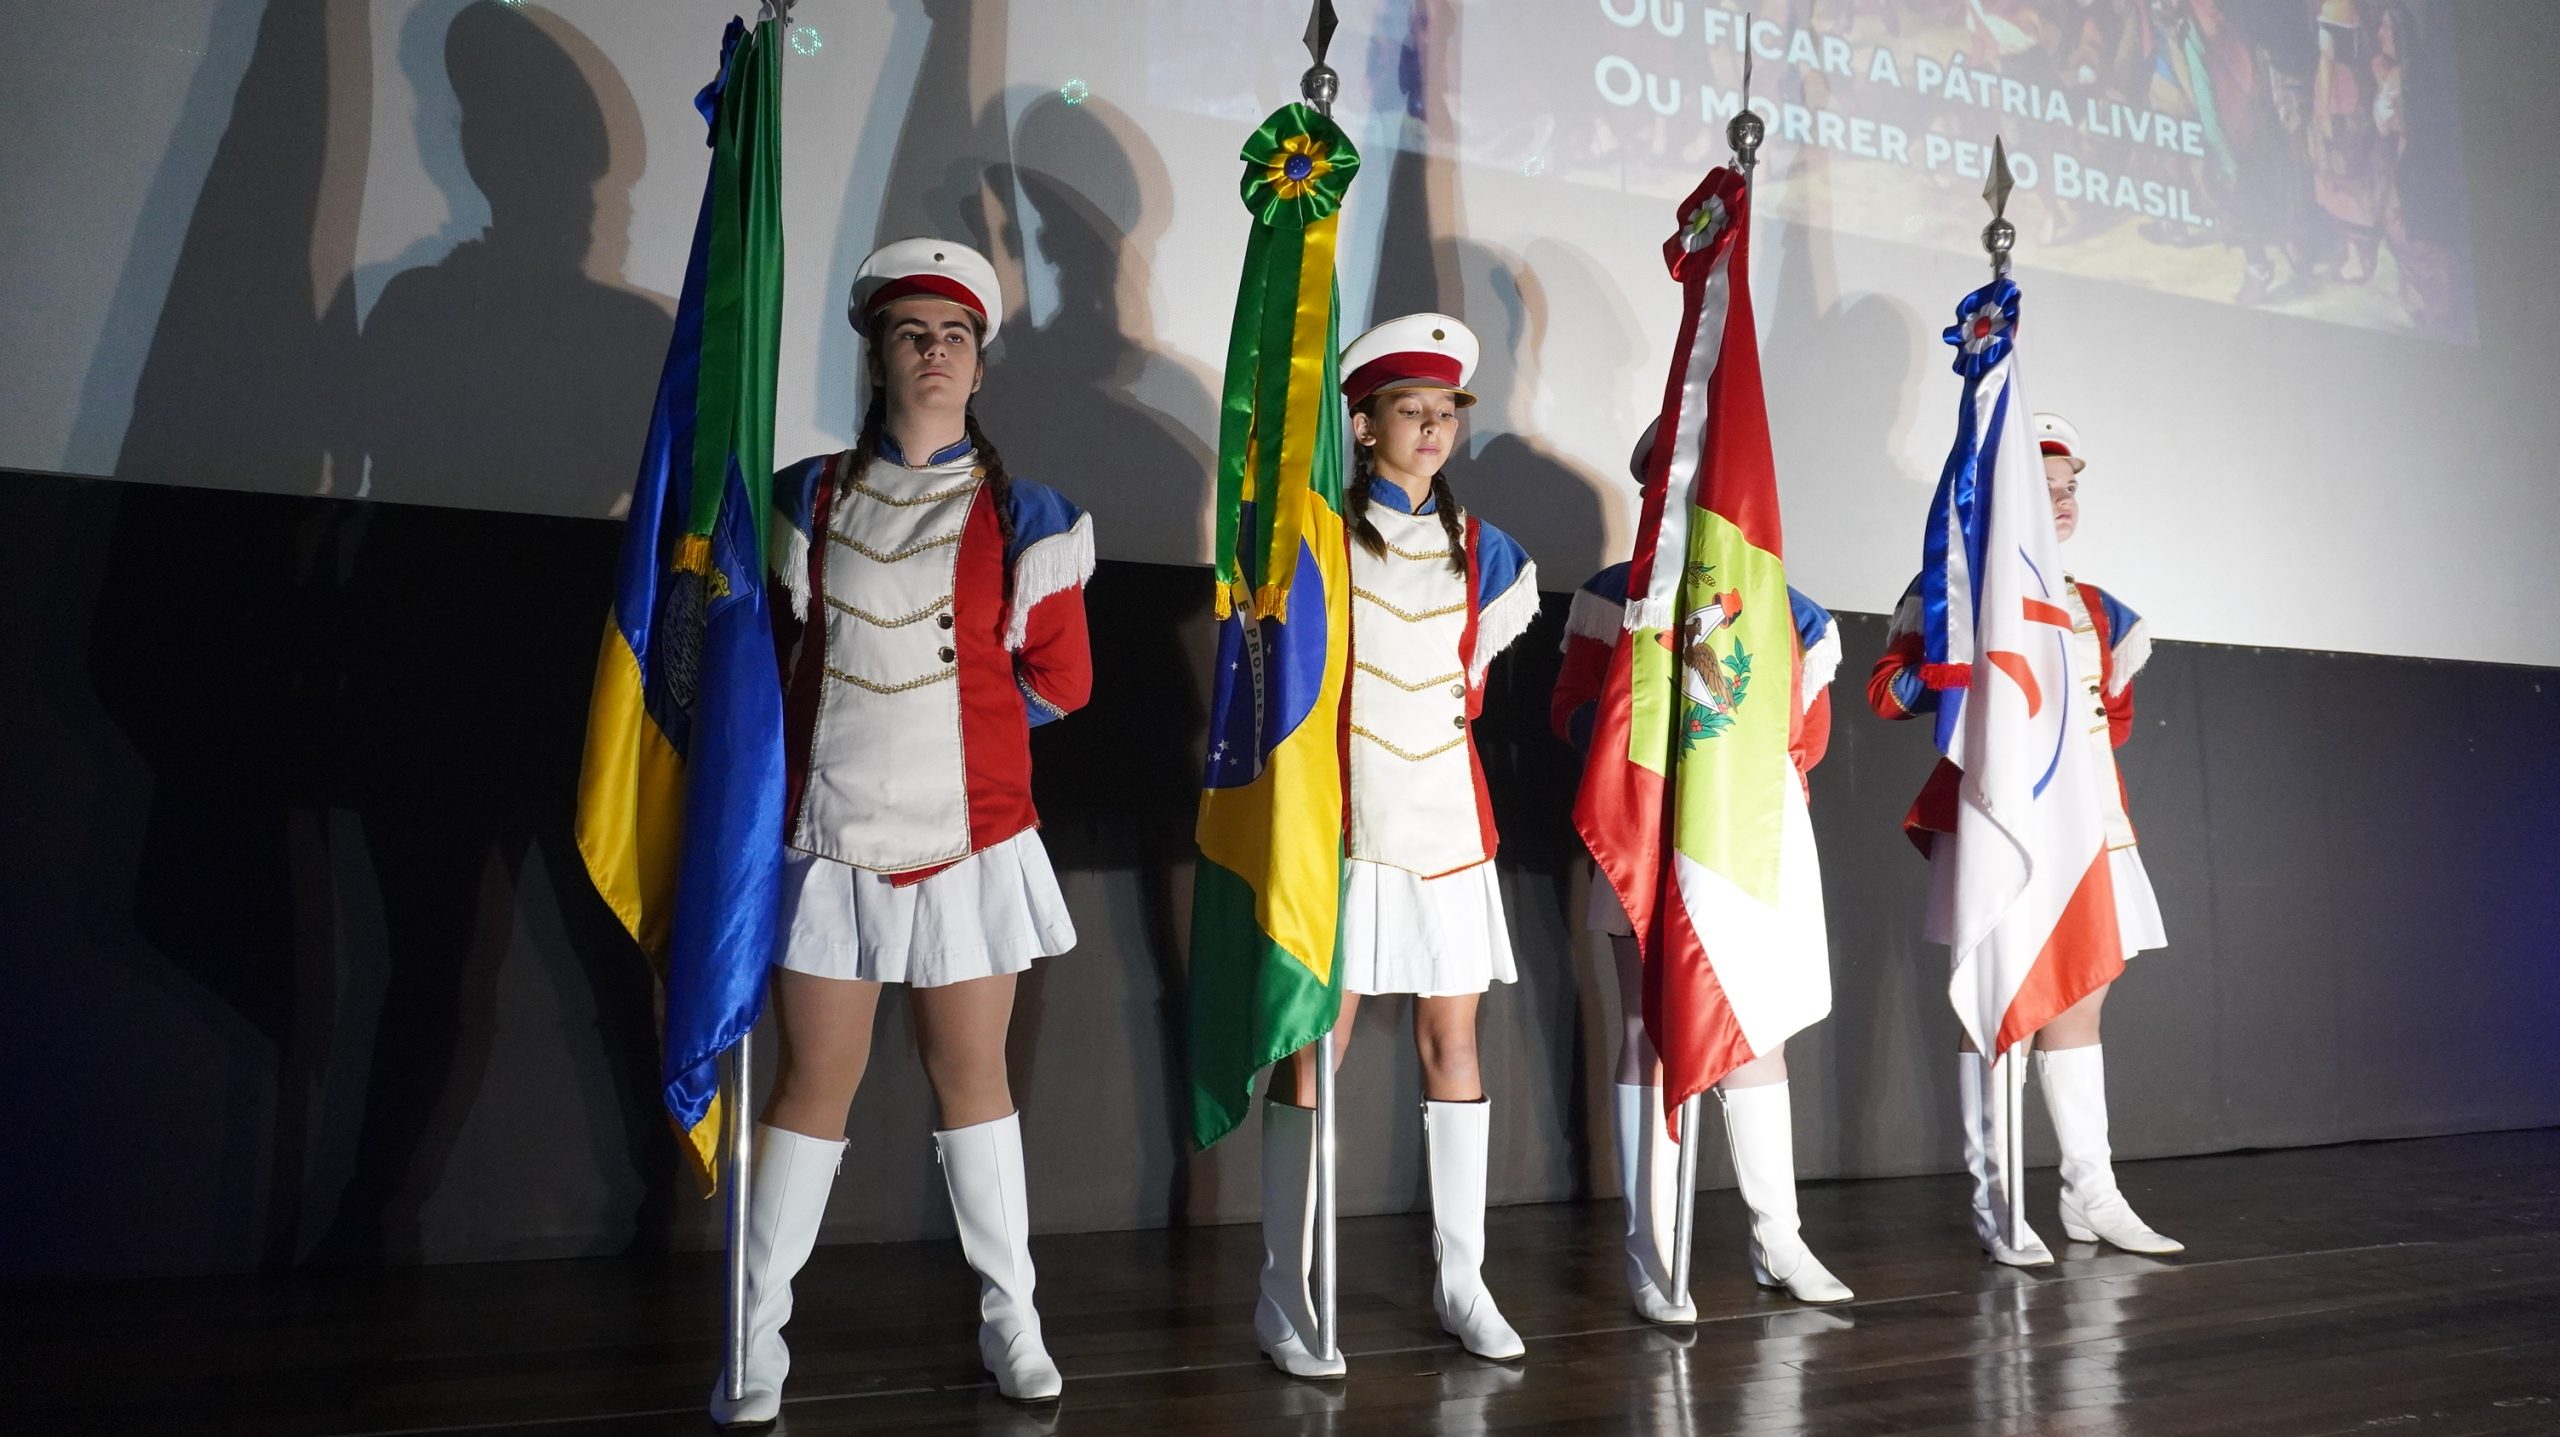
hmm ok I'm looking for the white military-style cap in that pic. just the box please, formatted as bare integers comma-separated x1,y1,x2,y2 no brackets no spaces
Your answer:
1340,312,1477,408
849,236,1003,343
2032,411,2086,472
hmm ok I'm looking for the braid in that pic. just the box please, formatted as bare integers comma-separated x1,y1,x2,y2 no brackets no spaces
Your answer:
1428,472,1468,576
1347,429,1387,558
963,407,1015,548
845,383,888,491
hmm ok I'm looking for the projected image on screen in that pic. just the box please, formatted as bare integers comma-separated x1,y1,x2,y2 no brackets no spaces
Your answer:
1151,0,2475,342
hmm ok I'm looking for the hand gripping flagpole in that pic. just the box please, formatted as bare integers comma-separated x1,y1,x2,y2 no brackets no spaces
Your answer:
1301,0,1345,1368
1975,135,2030,1254
1666,33,1762,1315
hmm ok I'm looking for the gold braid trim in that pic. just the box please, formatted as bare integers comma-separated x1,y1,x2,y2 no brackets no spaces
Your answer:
1351,725,1467,762
828,529,964,563
849,473,982,506
1382,539,1453,561
1355,660,1463,692
1352,587,1466,623
824,665,958,695
825,593,952,628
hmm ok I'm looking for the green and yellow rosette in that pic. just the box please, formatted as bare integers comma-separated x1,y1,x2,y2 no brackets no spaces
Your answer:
1214,104,1360,620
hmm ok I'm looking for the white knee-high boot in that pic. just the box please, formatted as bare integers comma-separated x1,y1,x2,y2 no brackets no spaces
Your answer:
1958,1053,2054,1267
1610,1083,1696,1324
1254,1100,1347,1378
710,1124,844,1426
2035,1046,2183,1255
1718,1082,1853,1303
1425,1098,1526,1360
936,1112,1063,1401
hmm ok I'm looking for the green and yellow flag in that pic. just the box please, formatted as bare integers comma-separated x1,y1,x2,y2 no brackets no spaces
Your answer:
1185,104,1360,1148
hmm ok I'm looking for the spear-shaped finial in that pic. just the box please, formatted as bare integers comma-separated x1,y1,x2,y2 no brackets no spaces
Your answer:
1726,14,1763,179
1982,135,2017,277
1302,0,1340,114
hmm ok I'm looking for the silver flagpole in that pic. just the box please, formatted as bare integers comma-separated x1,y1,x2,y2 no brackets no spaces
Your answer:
1661,27,1763,1322
1975,140,2024,1257
1669,1092,1706,1309
2005,1043,2028,1249
724,1033,754,1404
1298,0,1344,1369
1313,1031,1340,1362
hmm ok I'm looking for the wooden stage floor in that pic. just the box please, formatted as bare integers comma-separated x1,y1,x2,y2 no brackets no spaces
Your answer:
16,1130,2560,1436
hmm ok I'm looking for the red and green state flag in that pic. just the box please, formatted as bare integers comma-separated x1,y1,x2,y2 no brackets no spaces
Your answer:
1186,104,1360,1149
1574,168,1832,1134
574,13,787,1191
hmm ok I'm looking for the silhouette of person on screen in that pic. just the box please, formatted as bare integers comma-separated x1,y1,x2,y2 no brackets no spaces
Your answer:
315,0,673,1264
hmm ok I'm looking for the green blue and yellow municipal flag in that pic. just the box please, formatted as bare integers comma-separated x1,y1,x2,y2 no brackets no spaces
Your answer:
575,13,786,1191
1186,104,1360,1149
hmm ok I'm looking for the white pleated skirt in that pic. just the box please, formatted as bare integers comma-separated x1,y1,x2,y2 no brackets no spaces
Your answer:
1924,837,2167,960
1338,857,1519,997
775,827,1076,988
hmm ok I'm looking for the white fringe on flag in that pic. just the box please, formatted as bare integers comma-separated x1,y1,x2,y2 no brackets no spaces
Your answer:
1467,561,1541,687
1622,593,1674,633
1002,512,1096,652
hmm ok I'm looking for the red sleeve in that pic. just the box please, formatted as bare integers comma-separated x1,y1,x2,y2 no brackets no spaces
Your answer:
1793,687,1833,775
1867,629,1927,722
1013,586,1092,720
1550,633,1611,747
2105,671,2135,748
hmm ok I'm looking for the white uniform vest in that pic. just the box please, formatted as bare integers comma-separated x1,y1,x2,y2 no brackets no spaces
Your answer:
1347,504,1485,877
793,455,981,872
2064,576,2137,851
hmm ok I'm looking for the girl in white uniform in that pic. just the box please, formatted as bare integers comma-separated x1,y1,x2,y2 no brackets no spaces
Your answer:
1254,314,1542,1377
714,239,1097,1422
1869,412,2181,1267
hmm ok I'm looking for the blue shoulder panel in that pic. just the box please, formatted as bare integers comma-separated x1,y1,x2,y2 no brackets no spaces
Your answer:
1004,478,1085,563
1583,561,1631,604
1788,585,1833,651
774,453,830,534
1474,519,1531,606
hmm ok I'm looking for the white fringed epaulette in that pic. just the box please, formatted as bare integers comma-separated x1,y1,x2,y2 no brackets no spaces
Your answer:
1002,511,1096,652
2108,618,2151,696
1560,584,1624,651
1800,620,1841,713
771,508,813,623
1467,559,1540,687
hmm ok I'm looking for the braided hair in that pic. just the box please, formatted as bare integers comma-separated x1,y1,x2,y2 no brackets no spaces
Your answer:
1347,395,1468,575
843,310,1014,546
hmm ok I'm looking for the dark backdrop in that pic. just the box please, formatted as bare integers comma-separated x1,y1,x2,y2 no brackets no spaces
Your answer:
7,468,2558,1278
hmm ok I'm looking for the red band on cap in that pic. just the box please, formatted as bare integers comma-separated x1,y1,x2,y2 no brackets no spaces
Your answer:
2039,439,2074,458
1342,350,1465,405
867,274,986,322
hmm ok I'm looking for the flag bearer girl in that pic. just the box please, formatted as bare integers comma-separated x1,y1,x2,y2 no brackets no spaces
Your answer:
1867,411,2182,1267
714,238,1096,1422
1550,423,1855,1322
1254,314,1541,1376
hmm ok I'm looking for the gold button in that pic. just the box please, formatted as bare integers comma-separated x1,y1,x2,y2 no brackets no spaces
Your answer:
1451,716,1467,731
1449,683,1466,698
938,612,955,630
939,646,957,663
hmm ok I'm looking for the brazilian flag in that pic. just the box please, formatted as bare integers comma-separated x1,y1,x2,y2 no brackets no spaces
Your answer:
575,13,785,1191
1186,106,1361,1148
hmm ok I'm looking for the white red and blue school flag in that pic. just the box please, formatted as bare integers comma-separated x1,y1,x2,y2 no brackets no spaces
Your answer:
1914,277,2124,1056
